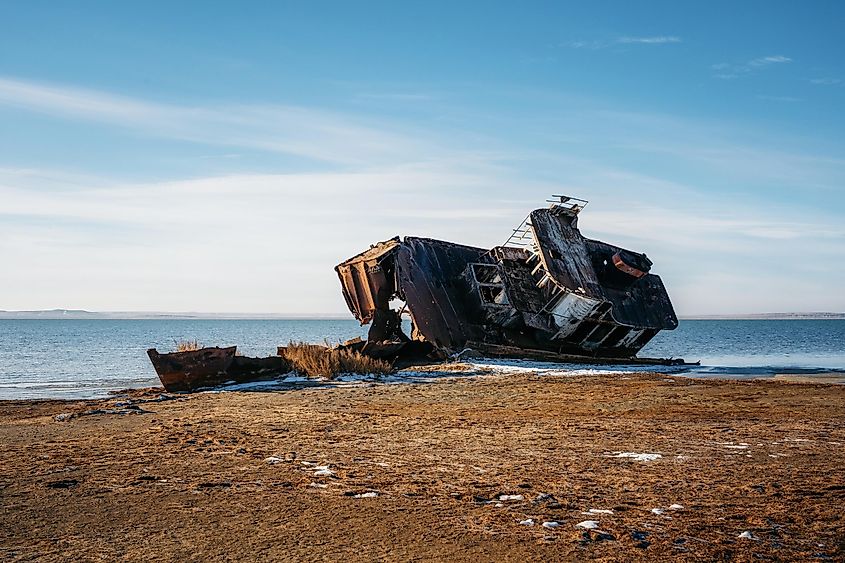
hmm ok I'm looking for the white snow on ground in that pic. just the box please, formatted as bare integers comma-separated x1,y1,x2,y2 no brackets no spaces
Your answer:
313,468,335,477
669,504,684,510
209,357,692,394
353,492,378,498
608,452,663,461
498,494,525,501
308,482,328,489
575,520,600,529
738,531,757,540
583,509,614,515
542,521,561,529
264,456,284,464
651,508,665,515
519,519,534,526
724,445,748,449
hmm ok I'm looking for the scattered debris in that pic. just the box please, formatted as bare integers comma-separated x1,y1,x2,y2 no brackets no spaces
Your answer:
46,479,78,489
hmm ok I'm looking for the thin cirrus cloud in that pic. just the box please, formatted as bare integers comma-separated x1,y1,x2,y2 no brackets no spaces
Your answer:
616,36,681,44
712,55,792,79
563,35,681,49
809,77,842,86
0,76,435,167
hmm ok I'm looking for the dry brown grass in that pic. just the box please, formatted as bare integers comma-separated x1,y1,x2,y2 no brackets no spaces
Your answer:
280,341,392,379
175,339,201,352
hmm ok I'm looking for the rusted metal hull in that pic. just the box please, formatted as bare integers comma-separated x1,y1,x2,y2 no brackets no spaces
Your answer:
147,347,289,392
335,197,683,363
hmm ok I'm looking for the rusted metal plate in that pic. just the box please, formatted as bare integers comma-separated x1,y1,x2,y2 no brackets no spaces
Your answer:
147,347,237,392
395,237,493,349
335,237,401,324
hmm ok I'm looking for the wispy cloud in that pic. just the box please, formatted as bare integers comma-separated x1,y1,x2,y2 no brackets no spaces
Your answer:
748,55,792,66
712,55,792,79
617,36,681,45
563,35,681,49
809,77,842,86
0,77,436,166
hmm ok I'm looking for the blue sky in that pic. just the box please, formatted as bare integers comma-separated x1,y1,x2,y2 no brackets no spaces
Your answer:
1,1,843,315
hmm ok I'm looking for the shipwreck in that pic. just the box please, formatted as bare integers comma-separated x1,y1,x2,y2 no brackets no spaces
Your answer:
148,196,687,392
335,196,681,365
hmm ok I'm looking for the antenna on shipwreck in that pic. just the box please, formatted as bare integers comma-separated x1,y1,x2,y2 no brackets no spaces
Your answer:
547,194,588,215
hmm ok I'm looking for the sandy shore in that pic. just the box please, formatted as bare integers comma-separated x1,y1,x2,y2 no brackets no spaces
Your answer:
1,369,843,561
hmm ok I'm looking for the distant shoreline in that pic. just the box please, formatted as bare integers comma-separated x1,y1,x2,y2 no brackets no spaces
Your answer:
1,309,844,321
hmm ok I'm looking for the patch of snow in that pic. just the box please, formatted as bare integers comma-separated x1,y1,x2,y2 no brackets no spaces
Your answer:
583,509,614,515
609,452,662,462
542,521,561,529
725,445,748,449
498,494,525,502
353,491,378,498
519,519,534,526
575,520,599,530
494,502,504,508
738,531,756,540
651,508,665,515
264,456,284,464
308,482,328,489
669,504,684,510
313,468,335,477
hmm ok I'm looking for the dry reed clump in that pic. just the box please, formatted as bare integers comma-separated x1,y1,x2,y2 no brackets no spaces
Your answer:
175,339,201,352
281,341,392,379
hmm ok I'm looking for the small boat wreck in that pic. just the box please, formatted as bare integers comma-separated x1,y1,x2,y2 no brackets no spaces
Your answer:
336,196,686,366
148,196,691,392
147,347,289,392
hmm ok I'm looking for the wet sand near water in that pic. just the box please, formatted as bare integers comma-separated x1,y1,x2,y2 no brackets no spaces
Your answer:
1,371,843,561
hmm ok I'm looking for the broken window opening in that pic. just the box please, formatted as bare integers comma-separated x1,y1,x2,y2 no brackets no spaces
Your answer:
471,264,502,285
479,285,508,305
469,263,509,306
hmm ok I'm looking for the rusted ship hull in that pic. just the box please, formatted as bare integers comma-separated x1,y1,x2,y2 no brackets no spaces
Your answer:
336,196,683,362
147,347,289,392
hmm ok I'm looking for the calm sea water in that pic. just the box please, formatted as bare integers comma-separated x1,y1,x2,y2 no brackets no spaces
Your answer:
1,319,844,399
